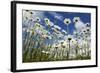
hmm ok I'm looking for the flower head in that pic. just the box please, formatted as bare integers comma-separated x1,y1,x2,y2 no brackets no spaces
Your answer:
86,27,90,32
61,29,67,35
53,25,61,34
23,10,34,21
44,18,54,27
35,23,41,27
44,18,50,24
35,17,41,22
86,23,90,27
73,17,80,23
30,11,34,15
42,50,49,54
70,38,77,45
53,44,59,49
67,35,73,41
49,22,54,27
64,18,71,25
53,25,61,30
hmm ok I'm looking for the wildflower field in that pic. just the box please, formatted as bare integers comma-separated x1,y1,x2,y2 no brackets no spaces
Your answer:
22,10,91,63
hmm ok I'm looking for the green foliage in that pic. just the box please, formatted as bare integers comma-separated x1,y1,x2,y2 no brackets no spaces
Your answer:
23,48,91,63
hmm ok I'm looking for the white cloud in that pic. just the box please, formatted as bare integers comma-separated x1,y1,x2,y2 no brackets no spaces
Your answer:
48,12,63,21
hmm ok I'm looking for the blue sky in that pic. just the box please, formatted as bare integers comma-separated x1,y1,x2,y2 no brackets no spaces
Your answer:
23,10,91,34
38,10,91,34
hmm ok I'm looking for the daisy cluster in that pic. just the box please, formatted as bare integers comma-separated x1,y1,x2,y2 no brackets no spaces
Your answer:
22,10,91,62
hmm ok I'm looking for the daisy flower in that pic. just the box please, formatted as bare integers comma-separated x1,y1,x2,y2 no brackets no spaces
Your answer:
67,35,73,41
35,17,41,22
64,18,71,25
53,25,61,30
44,18,50,25
44,18,54,27
61,29,67,35
73,17,80,23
